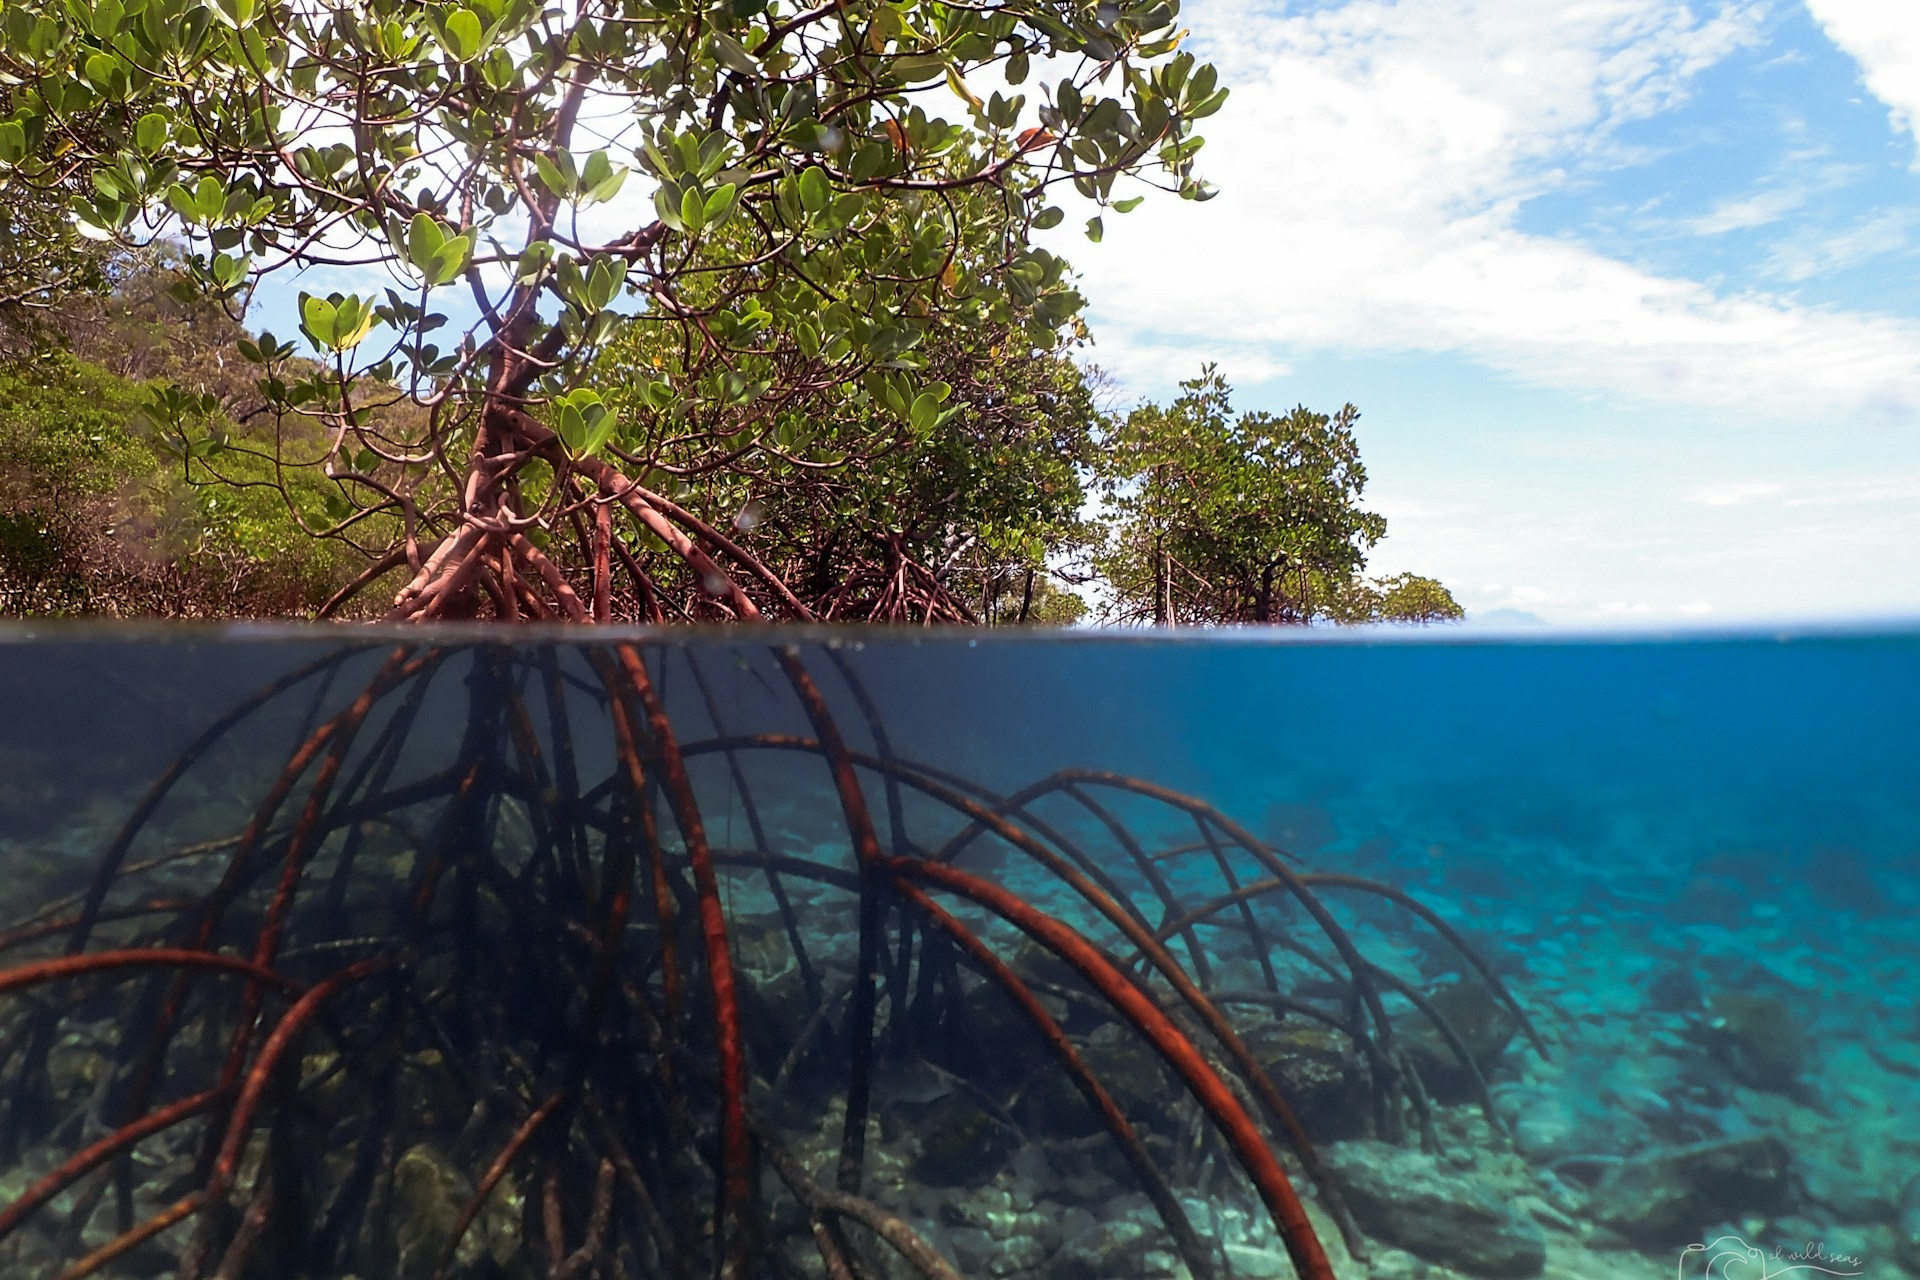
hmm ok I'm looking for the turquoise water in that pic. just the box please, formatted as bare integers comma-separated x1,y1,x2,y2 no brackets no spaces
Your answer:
0,626,1913,1280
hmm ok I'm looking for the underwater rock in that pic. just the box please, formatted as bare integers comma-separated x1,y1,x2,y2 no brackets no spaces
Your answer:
1261,801,1339,853
1398,980,1519,1104
1797,1142,1899,1224
737,963,817,1083
948,1226,998,1274
726,916,794,974
1643,964,1705,1013
910,1093,1020,1187
1322,1140,1546,1278
1243,1021,1372,1141
1012,1067,1107,1139
1082,1021,1176,1125
1498,1088,1619,1166
1794,845,1897,918
0,745,62,838
1896,1176,1920,1274
1587,1135,1792,1246
992,1232,1051,1276
391,1142,524,1278
1049,1216,1150,1280
1222,1243,1293,1279
1692,991,1808,1092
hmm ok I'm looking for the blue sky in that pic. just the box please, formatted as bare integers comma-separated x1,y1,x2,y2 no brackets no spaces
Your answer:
1052,0,1920,625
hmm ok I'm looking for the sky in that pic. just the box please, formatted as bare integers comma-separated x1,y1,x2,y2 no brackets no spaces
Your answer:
1042,0,1920,626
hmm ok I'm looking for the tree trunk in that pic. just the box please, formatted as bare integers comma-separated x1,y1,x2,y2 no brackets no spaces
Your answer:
1153,538,1170,628
1254,562,1275,624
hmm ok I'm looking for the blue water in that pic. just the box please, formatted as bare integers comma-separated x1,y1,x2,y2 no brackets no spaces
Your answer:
0,625,1913,1280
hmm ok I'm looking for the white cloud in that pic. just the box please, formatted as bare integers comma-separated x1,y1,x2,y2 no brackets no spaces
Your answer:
1782,474,1920,506
1806,0,1920,153
1684,187,1805,234
1689,480,1784,505
1763,209,1916,281
1060,0,1920,425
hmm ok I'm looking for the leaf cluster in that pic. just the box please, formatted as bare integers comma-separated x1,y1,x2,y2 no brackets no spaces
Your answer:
1094,365,1457,626
0,0,1226,620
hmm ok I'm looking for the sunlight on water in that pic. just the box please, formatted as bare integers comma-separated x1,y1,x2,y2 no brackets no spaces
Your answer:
0,627,1913,1280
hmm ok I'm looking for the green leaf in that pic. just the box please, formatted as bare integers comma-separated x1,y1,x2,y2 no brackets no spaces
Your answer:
443,7,483,61
711,31,756,73
534,153,572,198
680,187,706,235
301,294,338,347
891,55,946,83
428,235,470,286
406,212,445,272
702,183,737,227
211,252,246,288
908,391,941,434
165,183,200,222
1113,195,1144,213
653,180,685,230
91,0,125,38
1188,86,1228,119
211,0,254,29
134,111,168,155
582,149,612,192
0,122,24,165
796,165,829,215
586,167,627,204
194,175,224,221
586,257,627,310
84,54,120,94
580,150,627,204
578,406,618,457
1031,206,1063,230
556,402,585,451
1085,216,1103,242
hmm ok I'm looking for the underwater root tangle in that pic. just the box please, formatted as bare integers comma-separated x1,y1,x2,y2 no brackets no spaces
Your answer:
0,641,1546,1280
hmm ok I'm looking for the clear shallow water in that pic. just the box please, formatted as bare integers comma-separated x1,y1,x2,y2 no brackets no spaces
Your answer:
0,626,1913,1280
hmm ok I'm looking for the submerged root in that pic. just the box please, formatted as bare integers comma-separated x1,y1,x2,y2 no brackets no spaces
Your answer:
0,642,1546,1280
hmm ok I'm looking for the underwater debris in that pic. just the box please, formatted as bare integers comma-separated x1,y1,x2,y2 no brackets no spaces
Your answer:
0,641,1548,1280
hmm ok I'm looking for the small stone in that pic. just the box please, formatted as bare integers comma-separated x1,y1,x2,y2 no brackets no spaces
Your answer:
912,1095,1019,1187
1368,1248,1433,1280
990,1234,1048,1276
1054,1205,1099,1245
949,1227,997,1273
1223,1243,1292,1279
1050,1219,1149,1280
